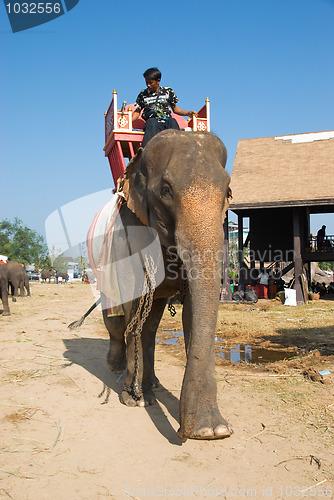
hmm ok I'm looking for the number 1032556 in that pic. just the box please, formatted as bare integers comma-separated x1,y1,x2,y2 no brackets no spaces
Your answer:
278,485,332,497
5,3,62,14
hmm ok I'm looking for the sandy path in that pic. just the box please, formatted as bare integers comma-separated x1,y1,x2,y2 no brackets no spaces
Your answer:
0,282,333,499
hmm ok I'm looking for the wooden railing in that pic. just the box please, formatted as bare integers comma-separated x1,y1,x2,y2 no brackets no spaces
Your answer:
105,90,211,146
308,234,334,252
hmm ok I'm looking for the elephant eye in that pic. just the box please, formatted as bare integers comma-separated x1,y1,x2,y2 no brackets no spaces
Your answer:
161,184,173,200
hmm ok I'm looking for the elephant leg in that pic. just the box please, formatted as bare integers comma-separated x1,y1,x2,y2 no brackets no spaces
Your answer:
0,281,10,316
19,279,25,297
24,277,31,297
179,293,233,442
147,297,167,388
8,283,16,302
102,309,126,374
11,282,18,297
121,297,167,407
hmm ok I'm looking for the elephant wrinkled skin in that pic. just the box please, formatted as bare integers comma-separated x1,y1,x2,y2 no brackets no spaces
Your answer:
101,130,232,442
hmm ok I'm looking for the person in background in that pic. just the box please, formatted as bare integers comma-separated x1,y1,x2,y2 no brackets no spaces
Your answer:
317,225,326,250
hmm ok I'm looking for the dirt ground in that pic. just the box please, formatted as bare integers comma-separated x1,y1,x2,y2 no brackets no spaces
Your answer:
0,282,333,500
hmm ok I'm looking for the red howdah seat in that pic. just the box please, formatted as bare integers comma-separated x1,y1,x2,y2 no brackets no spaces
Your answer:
103,90,211,185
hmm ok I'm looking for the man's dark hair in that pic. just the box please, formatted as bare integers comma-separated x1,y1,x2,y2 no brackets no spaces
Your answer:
143,67,161,81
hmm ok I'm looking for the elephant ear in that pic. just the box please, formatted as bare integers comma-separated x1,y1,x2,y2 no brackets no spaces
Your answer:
122,148,149,226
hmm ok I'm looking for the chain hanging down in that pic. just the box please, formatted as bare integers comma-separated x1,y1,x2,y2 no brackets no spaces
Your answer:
168,272,189,317
123,255,158,399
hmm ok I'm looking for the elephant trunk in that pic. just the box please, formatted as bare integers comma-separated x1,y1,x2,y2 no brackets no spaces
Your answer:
175,184,226,440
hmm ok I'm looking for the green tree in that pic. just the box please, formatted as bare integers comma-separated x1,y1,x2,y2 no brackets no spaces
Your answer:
52,255,69,273
0,218,50,268
318,261,334,272
228,226,250,285
229,239,239,284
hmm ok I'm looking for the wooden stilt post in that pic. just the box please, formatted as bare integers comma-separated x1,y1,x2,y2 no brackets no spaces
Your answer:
221,213,232,301
238,214,245,292
293,208,305,304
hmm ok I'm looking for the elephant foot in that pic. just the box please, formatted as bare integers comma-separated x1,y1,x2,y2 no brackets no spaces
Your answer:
121,387,156,407
151,372,159,388
107,344,126,374
2,310,10,316
177,409,233,442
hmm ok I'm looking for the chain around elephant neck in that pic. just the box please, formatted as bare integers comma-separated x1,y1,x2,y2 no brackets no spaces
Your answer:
124,255,157,399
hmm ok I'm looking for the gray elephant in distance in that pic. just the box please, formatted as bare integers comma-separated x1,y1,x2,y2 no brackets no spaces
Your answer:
41,269,55,282
96,130,232,442
5,261,30,297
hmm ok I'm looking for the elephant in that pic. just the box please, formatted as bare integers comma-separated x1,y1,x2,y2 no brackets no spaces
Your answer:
56,272,69,283
96,129,232,442
5,261,31,297
0,266,10,316
41,269,55,282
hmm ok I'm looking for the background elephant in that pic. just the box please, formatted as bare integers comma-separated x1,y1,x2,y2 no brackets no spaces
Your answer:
97,130,232,442
41,269,55,282
5,261,31,297
56,272,69,283
0,266,10,315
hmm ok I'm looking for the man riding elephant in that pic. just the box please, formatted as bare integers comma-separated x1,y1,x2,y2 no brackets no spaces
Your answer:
132,67,198,148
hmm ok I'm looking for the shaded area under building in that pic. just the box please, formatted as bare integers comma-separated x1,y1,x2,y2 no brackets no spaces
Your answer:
222,130,334,304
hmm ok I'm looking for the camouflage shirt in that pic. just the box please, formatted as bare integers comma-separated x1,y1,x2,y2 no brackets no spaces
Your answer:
134,86,178,122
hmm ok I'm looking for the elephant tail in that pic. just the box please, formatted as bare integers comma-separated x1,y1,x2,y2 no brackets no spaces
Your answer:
68,297,101,330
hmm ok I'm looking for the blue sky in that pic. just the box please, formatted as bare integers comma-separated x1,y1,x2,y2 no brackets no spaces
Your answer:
1,0,334,246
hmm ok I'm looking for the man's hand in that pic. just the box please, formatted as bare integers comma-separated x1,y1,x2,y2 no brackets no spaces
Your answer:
131,110,140,122
187,110,198,118
173,105,198,118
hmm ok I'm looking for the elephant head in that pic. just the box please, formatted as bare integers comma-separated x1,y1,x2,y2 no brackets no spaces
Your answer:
122,130,232,440
124,130,230,247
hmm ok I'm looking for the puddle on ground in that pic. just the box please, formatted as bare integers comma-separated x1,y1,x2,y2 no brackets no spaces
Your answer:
216,344,297,364
163,338,180,345
158,330,297,364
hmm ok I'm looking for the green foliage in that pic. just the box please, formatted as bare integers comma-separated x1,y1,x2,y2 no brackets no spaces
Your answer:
52,255,69,273
229,240,239,283
318,261,334,272
0,218,50,268
228,228,250,283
